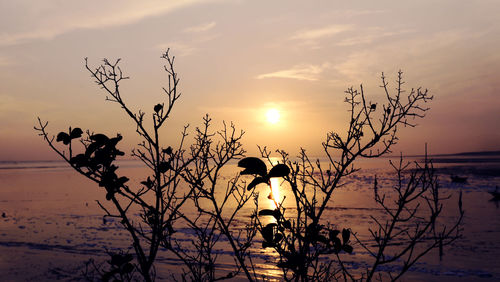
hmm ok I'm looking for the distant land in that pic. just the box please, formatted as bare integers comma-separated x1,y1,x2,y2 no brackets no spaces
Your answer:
446,150,500,156
385,150,500,158
404,150,500,166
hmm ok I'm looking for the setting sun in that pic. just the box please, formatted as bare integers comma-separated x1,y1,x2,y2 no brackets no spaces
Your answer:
266,108,280,124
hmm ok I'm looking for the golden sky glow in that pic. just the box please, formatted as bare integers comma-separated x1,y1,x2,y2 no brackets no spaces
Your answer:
0,1,499,160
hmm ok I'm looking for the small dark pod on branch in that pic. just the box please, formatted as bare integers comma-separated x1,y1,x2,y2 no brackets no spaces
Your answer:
154,103,163,113
370,104,377,110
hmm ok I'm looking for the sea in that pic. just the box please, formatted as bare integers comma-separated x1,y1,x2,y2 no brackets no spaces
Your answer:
0,153,499,281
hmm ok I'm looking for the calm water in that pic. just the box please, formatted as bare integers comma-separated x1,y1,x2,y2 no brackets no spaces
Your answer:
0,155,499,281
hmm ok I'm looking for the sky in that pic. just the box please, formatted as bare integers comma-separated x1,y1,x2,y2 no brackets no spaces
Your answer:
0,0,499,161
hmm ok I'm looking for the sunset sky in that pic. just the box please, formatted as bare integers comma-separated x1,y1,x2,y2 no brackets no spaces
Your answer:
1,0,499,161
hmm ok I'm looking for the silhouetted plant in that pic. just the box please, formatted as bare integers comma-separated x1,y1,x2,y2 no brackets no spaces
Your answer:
36,49,463,282
353,153,464,281
35,50,253,281
176,116,260,281
240,72,463,281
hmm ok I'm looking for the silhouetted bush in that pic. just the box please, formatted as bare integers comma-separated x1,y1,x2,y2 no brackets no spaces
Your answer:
36,51,462,281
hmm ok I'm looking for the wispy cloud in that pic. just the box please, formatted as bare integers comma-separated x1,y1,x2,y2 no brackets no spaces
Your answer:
332,29,487,81
290,25,351,41
0,56,11,67
156,41,198,57
327,9,387,18
336,29,414,46
0,0,218,46
256,63,331,81
156,33,219,57
184,22,216,33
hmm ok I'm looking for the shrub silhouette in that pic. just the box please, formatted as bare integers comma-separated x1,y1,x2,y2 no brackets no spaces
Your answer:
36,50,463,281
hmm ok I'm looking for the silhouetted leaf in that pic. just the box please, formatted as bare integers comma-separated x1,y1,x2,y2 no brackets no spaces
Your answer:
56,132,71,145
141,177,153,188
258,209,275,216
268,164,290,178
316,235,329,244
108,165,118,173
262,223,277,242
163,146,173,155
122,263,134,273
272,209,282,220
70,154,88,168
342,228,350,244
247,177,267,191
90,133,109,144
274,232,283,243
343,245,353,254
108,134,122,147
85,142,100,157
370,104,377,110
94,150,111,166
110,254,133,266
283,220,292,229
158,162,171,173
117,176,129,186
70,128,83,139
238,157,267,177
333,237,342,252
262,241,274,248
307,223,321,236
154,103,163,113
102,270,116,282
329,230,340,242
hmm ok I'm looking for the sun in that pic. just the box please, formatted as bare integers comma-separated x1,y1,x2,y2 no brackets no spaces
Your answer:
266,108,280,124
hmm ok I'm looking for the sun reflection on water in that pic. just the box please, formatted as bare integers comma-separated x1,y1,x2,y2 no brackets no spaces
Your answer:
269,178,282,206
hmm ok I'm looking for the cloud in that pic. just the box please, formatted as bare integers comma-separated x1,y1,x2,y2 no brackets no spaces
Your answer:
290,25,351,41
156,33,219,57
0,56,11,67
332,28,490,82
256,63,331,81
184,22,216,33
336,29,414,47
156,41,198,57
0,0,219,46
327,9,387,18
